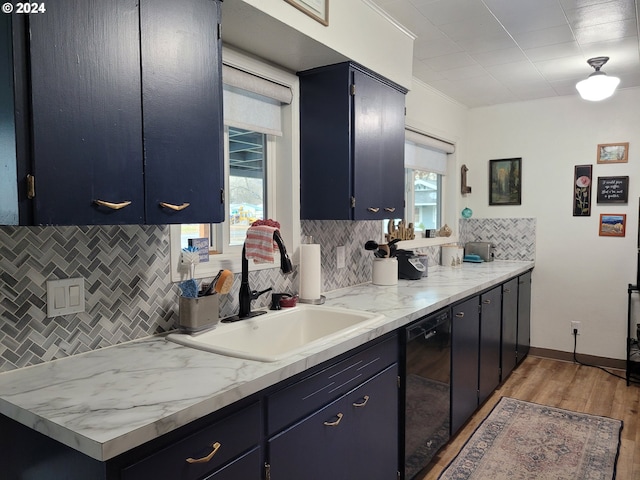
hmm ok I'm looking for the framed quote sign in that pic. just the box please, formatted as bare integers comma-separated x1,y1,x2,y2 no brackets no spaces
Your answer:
597,176,629,204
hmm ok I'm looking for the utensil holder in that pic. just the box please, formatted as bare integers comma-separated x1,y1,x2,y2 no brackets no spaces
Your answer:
179,294,219,333
372,258,398,285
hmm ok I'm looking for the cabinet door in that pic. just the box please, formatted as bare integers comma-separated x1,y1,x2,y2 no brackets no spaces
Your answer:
141,0,224,224
28,0,145,225
479,286,501,404
517,271,532,363
268,365,398,480
451,297,479,435
0,14,18,225
501,278,518,381
352,69,405,220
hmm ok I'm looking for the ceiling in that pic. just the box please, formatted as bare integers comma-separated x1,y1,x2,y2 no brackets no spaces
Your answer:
371,0,640,107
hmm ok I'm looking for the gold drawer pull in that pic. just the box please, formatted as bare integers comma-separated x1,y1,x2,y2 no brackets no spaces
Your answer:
483,299,491,304
367,207,380,213
186,441,221,464
323,413,343,427
160,202,190,211
353,395,370,408
384,207,396,212
504,288,511,293
455,312,464,318
93,199,132,210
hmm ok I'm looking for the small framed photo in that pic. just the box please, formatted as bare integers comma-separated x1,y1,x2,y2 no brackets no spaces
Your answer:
489,158,521,206
284,0,329,26
597,142,628,164
598,214,626,237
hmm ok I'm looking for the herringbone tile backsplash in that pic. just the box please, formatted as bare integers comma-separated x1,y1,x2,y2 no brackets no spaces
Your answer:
0,218,535,372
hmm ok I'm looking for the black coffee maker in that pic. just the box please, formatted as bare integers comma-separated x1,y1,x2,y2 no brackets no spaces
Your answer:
395,249,426,280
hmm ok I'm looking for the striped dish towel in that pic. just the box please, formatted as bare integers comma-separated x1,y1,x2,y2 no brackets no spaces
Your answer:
245,225,278,264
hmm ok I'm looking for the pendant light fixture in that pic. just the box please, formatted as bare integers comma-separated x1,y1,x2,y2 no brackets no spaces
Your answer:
576,57,620,101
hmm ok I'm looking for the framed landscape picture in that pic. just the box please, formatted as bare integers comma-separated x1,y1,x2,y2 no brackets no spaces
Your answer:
598,214,626,237
489,158,521,206
597,143,628,164
284,0,329,25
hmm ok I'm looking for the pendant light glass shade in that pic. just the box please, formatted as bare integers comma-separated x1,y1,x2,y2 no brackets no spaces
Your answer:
576,57,620,101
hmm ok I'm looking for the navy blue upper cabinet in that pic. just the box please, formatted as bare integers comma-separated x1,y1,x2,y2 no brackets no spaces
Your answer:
141,0,224,225
298,62,406,220
18,0,223,225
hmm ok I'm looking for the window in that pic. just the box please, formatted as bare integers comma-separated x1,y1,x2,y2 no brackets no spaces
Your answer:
179,127,271,252
387,129,454,248
170,48,300,281
407,169,441,233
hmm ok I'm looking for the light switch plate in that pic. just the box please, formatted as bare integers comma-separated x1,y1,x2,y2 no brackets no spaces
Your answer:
47,278,85,317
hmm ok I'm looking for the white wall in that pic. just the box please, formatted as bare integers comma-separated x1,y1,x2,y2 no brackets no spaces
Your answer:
235,0,414,89
405,79,469,233
464,87,640,360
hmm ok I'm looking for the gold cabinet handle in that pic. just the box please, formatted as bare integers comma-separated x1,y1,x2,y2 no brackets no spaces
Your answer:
504,288,511,293
367,207,380,213
455,312,464,318
186,441,221,464
93,199,132,210
483,299,491,304
384,207,396,212
323,413,343,427
353,395,370,408
160,202,190,211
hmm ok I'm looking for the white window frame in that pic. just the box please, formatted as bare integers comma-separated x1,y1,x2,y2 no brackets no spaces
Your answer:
169,47,300,282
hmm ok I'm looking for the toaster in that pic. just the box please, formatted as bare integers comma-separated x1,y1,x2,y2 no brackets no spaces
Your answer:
465,242,495,262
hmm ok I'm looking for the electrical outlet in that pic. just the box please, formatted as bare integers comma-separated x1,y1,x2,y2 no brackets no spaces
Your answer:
336,246,346,269
571,321,581,335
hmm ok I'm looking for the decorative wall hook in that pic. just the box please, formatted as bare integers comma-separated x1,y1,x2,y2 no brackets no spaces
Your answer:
461,164,472,194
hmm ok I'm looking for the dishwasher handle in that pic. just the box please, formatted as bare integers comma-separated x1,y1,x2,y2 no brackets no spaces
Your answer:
406,311,450,342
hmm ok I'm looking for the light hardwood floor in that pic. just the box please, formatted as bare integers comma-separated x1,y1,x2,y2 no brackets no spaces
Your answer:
420,355,640,480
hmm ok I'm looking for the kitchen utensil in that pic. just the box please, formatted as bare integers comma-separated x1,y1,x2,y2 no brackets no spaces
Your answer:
364,240,379,251
214,269,233,294
178,279,199,298
378,244,390,258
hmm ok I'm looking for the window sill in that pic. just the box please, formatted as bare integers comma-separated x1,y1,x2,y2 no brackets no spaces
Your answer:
169,225,283,282
395,235,459,251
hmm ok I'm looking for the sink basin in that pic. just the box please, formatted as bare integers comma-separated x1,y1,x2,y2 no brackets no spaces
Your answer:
166,304,384,362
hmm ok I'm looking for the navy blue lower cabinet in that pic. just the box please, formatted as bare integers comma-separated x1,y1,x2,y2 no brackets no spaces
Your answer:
501,278,519,381
450,297,480,435
267,364,399,480
517,271,532,363
478,286,502,405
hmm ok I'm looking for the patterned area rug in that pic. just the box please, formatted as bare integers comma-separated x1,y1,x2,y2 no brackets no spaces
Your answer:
438,397,622,480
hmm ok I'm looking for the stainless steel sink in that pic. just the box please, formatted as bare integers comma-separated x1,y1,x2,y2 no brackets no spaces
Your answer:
166,304,384,362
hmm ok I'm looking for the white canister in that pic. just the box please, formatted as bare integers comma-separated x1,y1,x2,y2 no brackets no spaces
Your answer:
372,258,398,285
441,245,463,267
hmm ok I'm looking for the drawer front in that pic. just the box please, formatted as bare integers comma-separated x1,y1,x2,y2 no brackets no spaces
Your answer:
267,335,398,435
204,447,261,480
121,402,261,480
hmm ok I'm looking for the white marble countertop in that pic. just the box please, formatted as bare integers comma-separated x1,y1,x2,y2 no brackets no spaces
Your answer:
0,260,533,462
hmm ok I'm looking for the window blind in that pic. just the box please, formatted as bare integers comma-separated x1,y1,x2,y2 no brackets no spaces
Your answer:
222,65,292,137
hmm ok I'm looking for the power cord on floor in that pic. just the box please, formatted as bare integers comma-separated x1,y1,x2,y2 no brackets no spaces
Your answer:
572,328,628,381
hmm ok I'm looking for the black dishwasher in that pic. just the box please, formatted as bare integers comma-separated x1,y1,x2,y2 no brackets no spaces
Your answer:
402,308,451,480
